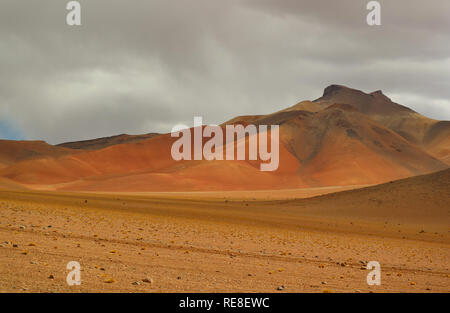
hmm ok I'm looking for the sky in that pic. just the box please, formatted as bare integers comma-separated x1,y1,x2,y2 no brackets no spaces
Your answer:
0,0,449,144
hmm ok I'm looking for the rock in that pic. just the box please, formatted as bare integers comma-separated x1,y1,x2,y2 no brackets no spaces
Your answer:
142,278,153,284
276,285,285,291
12,244,18,248
132,281,141,285
48,275,54,279
321,281,327,285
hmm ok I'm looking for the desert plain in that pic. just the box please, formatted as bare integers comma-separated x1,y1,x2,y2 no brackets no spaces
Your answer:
0,169,448,293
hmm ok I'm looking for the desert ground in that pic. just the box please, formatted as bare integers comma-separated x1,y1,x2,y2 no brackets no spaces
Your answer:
0,170,448,293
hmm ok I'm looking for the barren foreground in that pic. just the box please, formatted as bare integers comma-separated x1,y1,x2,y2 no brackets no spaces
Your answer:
0,171,449,293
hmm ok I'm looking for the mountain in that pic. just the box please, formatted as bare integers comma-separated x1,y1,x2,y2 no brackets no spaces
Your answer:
287,85,450,165
0,140,75,169
0,85,448,191
57,133,160,150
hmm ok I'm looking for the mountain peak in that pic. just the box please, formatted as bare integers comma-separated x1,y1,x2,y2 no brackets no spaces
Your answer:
370,89,391,100
322,84,357,98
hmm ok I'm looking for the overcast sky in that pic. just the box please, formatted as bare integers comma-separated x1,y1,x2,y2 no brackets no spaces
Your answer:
0,0,449,144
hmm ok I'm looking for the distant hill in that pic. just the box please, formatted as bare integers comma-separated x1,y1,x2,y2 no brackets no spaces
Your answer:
57,133,160,150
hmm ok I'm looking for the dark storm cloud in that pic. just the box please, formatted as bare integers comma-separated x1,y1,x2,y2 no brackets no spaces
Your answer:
0,0,449,144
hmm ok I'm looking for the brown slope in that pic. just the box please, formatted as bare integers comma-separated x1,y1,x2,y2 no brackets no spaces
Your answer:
226,102,447,185
289,84,450,164
423,121,450,165
57,133,160,150
2,104,445,191
0,140,76,168
0,125,300,190
0,134,177,185
0,177,28,191
56,127,303,192
278,104,446,186
279,168,450,230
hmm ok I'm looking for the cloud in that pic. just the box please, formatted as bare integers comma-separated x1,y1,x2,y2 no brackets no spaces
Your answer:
0,0,449,144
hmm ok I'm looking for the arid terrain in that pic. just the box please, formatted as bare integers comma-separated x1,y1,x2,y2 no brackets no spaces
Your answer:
0,85,448,293
0,169,448,293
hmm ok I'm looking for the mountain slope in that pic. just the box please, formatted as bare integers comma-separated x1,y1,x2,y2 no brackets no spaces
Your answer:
0,85,448,191
281,168,450,229
0,140,76,168
57,133,160,150
287,85,450,164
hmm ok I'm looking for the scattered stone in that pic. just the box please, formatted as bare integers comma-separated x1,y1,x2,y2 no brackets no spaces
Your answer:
142,278,153,284
48,275,54,279
177,276,182,280
132,281,141,286
277,285,285,291
321,281,327,285
12,244,18,248
419,230,425,234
